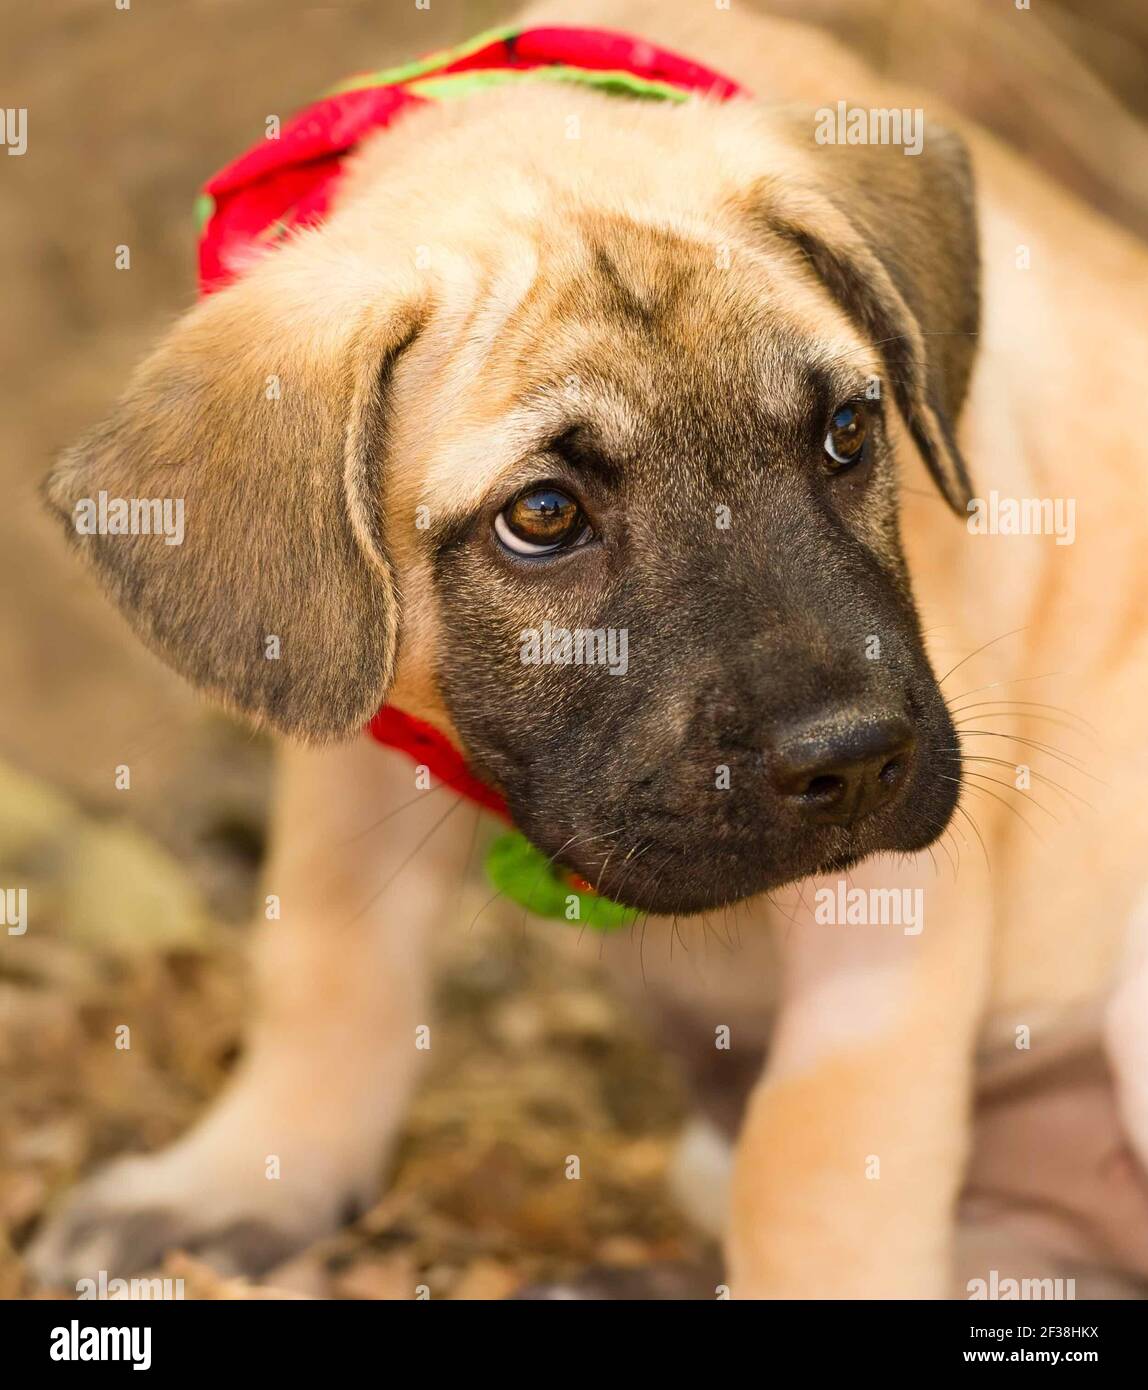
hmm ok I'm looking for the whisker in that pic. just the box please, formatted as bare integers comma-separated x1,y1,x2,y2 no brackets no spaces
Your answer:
939,627,1028,687
524,825,628,935
467,886,505,933
949,706,1094,738
347,794,463,925
948,672,1066,703
961,767,1060,816
342,779,449,846
766,887,808,934
947,697,1096,734
448,804,484,930
610,840,654,914
954,799,991,874
958,754,1093,811
702,910,737,954
818,329,979,370
930,821,958,877
954,727,1100,780
944,823,965,877
941,771,1045,841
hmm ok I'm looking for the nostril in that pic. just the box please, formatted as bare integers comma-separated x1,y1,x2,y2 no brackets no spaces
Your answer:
878,757,904,787
804,773,846,803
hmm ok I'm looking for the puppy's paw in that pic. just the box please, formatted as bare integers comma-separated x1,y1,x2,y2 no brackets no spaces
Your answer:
25,1142,366,1289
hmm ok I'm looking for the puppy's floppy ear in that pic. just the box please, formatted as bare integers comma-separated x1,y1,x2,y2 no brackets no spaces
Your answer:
746,109,979,512
44,253,424,740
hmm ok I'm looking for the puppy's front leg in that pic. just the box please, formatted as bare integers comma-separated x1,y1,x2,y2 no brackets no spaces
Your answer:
727,860,991,1299
29,737,475,1285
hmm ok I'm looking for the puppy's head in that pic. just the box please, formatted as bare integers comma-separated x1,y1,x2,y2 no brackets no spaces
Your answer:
45,91,978,914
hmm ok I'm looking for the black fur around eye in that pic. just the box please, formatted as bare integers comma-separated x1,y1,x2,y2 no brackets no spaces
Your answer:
494,486,590,556
824,402,869,470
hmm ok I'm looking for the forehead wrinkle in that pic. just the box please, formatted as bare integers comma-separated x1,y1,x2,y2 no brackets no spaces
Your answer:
746,306,872,428
518,376,643,455
391,241,542,466
435,241,540,403
416,376,646,524
462,245,541,359
810,340,887,403
414,407,543,520
400,202,877,525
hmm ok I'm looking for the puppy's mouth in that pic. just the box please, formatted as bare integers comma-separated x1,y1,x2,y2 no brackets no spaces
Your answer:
524,743,960,917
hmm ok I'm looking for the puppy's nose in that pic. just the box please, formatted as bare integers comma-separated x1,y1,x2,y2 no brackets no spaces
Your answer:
771,713,914,827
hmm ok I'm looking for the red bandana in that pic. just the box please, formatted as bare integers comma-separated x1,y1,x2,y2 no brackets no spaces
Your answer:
196,24,744,815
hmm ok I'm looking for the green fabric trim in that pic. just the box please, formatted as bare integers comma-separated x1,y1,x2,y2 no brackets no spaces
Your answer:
194,192,215,231
485,831,638,932
407,65,689,105
325,23,522,97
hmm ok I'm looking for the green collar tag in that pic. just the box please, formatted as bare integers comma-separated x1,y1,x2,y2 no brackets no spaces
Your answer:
484,831,638,931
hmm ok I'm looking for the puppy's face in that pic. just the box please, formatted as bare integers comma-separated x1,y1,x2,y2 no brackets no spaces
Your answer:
416,220,959,912
45,95,978,916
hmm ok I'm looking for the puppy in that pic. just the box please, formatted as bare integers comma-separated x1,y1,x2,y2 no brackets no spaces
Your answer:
30,0,1148,1297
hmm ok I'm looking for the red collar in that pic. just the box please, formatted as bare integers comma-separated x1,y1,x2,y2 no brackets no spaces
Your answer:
196,24,744,814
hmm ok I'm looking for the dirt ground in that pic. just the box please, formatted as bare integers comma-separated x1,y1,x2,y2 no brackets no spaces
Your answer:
2,0,1146,1299
0,749,708,1299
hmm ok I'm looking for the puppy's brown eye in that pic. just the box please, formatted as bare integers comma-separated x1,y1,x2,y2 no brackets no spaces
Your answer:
824,402,868,470
495,486,590,557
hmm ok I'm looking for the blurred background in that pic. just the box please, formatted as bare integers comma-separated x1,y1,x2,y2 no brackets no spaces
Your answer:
2,0,1146,1298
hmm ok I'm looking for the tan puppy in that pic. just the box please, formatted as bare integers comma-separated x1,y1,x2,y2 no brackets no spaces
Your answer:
30,0,1148,1297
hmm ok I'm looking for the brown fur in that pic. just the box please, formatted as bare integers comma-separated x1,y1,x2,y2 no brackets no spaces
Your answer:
30,1,1148,1299
43,257,427,738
